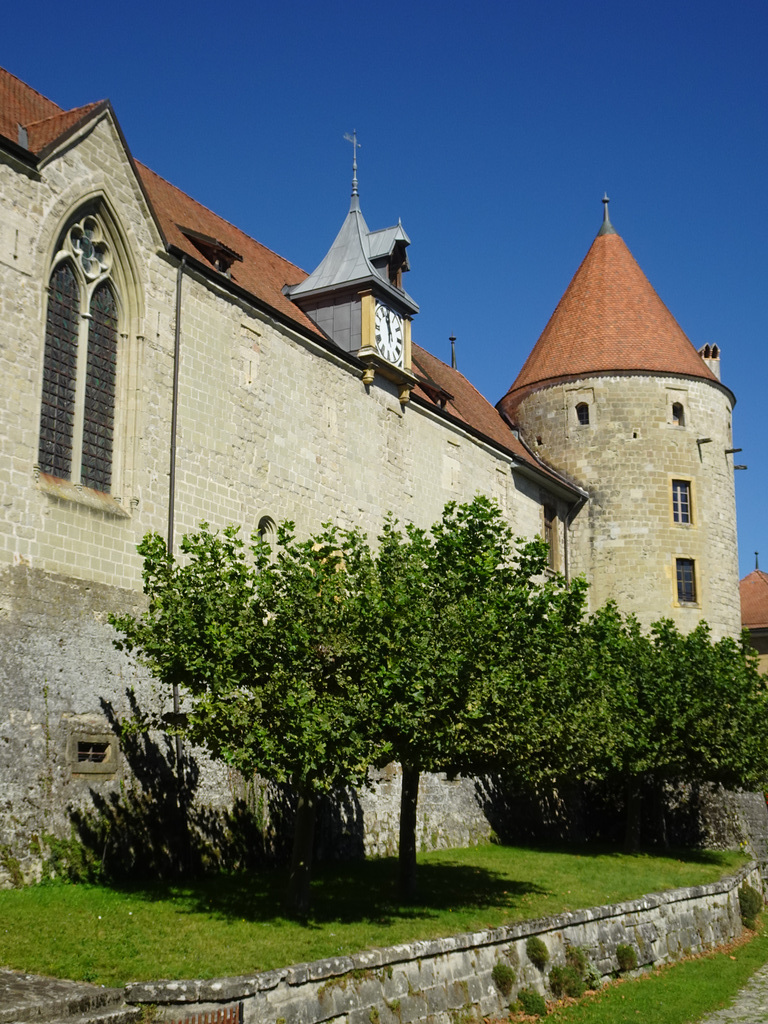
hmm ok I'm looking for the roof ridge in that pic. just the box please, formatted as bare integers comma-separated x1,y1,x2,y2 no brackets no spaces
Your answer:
23,100,100,130
136,161,309,278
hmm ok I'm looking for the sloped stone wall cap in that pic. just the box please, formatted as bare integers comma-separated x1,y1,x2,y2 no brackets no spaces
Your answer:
125,862,757,1005
352,949,382,969
307,956,356,981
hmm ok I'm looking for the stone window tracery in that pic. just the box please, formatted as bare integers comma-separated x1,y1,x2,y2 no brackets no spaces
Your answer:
38,214,120,494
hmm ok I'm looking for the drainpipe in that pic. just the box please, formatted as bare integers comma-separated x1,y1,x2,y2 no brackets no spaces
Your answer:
168,255,186,770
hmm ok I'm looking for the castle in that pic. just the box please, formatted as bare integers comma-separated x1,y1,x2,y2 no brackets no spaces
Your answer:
0,67,745,879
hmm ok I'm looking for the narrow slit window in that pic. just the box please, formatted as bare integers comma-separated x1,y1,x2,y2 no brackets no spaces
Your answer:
672,402,685,426
576,402,590,425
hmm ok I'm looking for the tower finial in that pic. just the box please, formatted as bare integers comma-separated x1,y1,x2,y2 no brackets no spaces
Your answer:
598,192,617,236
757,551,760,570
450,334,457,370
343,131,361,198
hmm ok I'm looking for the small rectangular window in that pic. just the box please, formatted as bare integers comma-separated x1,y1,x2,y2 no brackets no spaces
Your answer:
543,505,558,569
676,558,697,603
672,480,691,523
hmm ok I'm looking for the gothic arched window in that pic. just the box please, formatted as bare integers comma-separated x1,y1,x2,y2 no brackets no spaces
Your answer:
38,215,120,493
39,263,80,480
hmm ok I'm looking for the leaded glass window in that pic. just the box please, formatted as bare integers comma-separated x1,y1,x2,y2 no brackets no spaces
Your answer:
81,283,117,491
39,263,79,479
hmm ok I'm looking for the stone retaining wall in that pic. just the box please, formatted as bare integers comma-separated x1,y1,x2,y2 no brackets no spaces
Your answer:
126,863,762,1024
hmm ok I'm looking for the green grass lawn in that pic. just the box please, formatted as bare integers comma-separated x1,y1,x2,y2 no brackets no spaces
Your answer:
548,922,768,1024
0,844,747,987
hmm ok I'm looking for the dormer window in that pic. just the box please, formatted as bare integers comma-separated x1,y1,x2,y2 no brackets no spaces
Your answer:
179,226,243,277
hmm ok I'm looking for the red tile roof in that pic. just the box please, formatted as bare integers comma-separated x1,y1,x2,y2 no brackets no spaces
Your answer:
25,102,101,154
499,229,720,414
0,66,60,143
0,64,568,488
410,346,575,486
134,163,322,337
740,569,768,630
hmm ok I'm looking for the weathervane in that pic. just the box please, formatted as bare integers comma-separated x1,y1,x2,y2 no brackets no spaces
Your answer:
343,130,361,197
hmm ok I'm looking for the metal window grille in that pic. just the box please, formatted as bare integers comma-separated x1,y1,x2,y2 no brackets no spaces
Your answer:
38,263,79,479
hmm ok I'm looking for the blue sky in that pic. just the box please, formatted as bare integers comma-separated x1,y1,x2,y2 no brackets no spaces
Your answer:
4,0,766,578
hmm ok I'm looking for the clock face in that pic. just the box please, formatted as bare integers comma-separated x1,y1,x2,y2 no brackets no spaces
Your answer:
374,303,404,366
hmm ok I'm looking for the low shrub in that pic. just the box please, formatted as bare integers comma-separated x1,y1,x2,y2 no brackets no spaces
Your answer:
526,935,549,969
491,961,516,997
582,959,602,990
565,945,588,975
549,963,585,999
616,943,637,972
739,882,763,929
516,987,546,1016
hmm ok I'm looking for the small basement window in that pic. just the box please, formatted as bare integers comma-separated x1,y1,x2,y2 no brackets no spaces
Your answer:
67,728,118,776
77,741,110,763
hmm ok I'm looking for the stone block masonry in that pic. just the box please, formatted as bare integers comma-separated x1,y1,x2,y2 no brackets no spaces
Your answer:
125,863,762,1024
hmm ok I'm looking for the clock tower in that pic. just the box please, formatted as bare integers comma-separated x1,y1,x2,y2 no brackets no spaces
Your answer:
286,139,419,401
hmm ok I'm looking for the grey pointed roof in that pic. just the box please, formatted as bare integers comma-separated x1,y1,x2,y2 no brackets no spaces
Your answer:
287,196,418,313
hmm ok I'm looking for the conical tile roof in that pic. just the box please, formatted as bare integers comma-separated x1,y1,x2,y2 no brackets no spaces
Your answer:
499,212,720,412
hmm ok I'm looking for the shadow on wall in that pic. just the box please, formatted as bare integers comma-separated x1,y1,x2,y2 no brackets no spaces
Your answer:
58,690,367,881
476,774,713,851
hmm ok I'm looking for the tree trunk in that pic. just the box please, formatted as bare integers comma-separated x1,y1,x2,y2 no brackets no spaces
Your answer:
624,777,643,853
288,782,317,917
399,763,420,901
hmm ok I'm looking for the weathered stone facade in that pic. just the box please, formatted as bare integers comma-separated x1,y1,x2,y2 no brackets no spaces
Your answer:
512,374,740,636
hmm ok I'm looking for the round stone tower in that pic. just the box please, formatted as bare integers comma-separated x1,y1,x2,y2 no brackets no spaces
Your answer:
498,200,740,638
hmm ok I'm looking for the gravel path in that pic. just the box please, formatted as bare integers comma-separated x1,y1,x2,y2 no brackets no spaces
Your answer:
694,962,768,1023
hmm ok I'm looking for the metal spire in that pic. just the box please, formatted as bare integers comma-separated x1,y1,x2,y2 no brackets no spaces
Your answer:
450,334,457,370
343,131,361,197
598,192,617,236
756,551,760,570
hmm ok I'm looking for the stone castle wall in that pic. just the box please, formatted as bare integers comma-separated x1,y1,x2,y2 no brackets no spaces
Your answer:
0,113,564,867
513,374,740,638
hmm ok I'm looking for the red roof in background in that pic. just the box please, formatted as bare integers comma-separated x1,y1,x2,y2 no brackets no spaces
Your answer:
740,569,768,630
499,228,720,414
0,64,569,488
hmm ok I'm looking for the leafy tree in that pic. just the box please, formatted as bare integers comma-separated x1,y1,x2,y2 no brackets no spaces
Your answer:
370,496,587,898
570,604,768,850
110,520,381,915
